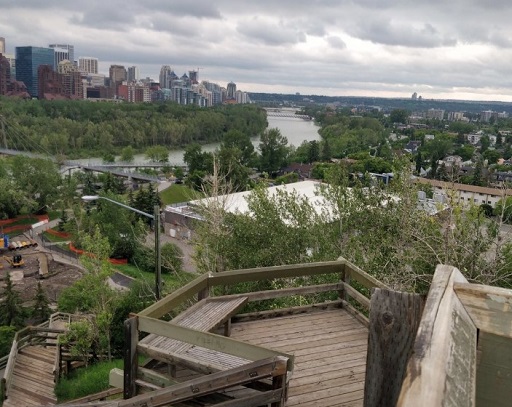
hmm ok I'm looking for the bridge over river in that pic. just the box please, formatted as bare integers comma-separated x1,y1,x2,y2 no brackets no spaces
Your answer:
0,148,167,182
264,108,312,120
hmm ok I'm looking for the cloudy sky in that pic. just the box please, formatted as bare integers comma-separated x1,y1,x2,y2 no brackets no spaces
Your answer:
2,0,512,101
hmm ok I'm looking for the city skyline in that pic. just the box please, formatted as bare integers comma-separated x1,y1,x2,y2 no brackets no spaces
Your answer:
2,1,512,102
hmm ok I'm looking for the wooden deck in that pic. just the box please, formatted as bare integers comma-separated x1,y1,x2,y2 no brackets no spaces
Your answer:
3,345,57,407
231,309,368,406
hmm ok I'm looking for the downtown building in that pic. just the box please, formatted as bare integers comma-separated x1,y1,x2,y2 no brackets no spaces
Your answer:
79,57,98,74
49,44,75,67
0,53,10,95
15,46,54,97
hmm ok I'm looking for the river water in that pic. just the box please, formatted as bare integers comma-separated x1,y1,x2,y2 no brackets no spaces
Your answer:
71,115,320,166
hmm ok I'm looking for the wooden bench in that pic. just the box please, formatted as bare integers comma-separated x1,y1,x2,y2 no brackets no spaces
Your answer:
139,296,249,376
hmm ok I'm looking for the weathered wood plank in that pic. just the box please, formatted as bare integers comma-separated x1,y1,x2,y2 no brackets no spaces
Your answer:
232,300,344,323
364,288,423,407
138,273,209,319
215,283,345,303
397,265,477,407
342,282,371,309
100,356,288,407
138,316,294,371
454,282,512,338
209,261,345,286
215,389,283,407
345,262,388,290
475,331,512,407
123,317,138,399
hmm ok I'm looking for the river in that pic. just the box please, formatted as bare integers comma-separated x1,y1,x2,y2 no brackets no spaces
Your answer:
70,115,321,167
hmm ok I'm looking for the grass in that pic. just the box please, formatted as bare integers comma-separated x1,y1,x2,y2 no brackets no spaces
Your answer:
112,263,197,294
159,184,196,205
54,359,123,402
42,231,70,243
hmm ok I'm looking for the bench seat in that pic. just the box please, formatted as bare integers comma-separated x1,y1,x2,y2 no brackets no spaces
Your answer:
139,296,249,374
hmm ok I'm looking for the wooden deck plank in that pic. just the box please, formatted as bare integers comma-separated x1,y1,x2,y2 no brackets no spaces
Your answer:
230,308,367,407
4,345,57,407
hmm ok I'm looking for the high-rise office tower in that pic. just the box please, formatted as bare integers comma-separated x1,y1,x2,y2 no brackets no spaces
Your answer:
49,44,74,67
109,65,126,85
127,66,139,82
0,37,5,54
79,57,98,74
15,46,54,97
227,82,237,99
159,65,172,89
189,70,198,85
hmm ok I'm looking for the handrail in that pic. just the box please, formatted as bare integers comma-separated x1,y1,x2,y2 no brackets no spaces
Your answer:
139,257,386,322
2,322,69,401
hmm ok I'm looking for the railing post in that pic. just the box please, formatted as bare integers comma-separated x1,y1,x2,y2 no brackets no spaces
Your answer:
123,317,138,399
1,377,6,402
364,288,423,407
342,267,351,303
271,370,287,407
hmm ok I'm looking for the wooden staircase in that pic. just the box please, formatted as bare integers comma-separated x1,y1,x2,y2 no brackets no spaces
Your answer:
3,345,57,407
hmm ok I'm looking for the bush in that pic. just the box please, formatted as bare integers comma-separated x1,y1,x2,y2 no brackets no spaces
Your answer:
0,325,17,357
161,242,183,274
54,359,123,402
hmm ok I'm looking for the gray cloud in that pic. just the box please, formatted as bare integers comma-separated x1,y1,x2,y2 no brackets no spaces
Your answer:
236,18,307,46
2,0,512,101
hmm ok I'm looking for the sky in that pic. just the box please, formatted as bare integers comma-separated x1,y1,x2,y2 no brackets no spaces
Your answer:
2,0,512,102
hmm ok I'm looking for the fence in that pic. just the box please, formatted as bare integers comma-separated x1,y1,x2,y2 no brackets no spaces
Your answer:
39,234,79,263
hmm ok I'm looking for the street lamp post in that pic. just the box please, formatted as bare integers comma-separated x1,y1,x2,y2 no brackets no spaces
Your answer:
82,195,162,300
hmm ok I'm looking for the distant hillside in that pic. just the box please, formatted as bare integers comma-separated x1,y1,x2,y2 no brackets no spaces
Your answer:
248,92,512,114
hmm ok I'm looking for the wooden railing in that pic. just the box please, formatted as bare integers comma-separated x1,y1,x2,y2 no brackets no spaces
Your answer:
139,257,386,326
397,264,512,406
1,312,77,402
118,258,387,404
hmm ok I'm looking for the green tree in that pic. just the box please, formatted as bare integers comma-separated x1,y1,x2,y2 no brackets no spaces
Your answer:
389,109,409,124
258,128,289,174
59,227,119,361
320,139,332,161
0,325,17,357
480,135,491,153
145,145,169,163
161,242,184,274
31,282,51,323
10,156,61,212
119,146,135,163
222,129,256,167
0,273,26,327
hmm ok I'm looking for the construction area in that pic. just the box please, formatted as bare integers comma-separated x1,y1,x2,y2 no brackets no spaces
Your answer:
0,234,84,304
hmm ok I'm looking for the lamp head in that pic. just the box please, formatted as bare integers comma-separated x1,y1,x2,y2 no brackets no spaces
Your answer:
81,195,100,202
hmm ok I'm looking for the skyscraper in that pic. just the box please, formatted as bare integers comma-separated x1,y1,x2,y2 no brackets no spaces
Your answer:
15,46,54,97
0,37,5,54
227,82,236,100
109,65,127,85
127,66,139,82
159,65,172,89
79,57,98,74
49,44,75,67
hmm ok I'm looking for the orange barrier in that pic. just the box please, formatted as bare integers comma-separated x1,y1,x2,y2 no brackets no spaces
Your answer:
3,225,31,234
69,242,128,264
46,229,71,238
0,214,49,226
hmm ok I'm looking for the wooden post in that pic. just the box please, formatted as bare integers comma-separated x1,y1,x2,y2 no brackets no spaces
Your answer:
123,317,138,399
271,371,287,407
364,288,423,407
